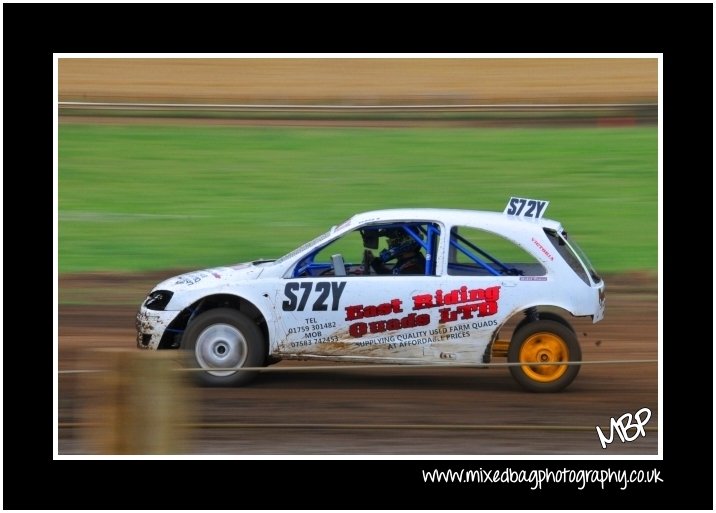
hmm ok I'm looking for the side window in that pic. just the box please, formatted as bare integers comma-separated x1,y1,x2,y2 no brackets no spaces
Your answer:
447,226,545,276
311,230,366,275
292,222,440,277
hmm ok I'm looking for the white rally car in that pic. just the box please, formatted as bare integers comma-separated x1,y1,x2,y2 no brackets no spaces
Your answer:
136,198,605,392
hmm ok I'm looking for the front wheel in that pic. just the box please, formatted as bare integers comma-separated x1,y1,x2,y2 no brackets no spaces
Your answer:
508,320,581,393
183,308,266,387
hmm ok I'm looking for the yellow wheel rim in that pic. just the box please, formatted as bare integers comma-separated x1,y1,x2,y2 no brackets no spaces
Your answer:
518,331,569,383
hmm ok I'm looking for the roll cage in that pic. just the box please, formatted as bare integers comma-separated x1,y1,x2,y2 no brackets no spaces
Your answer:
448,229,523,277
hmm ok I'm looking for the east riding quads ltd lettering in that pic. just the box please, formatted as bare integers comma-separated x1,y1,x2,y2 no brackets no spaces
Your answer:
345,285,501,338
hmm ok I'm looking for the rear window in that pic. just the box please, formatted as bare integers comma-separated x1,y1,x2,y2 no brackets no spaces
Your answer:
447,226,545,277
543,228,601,285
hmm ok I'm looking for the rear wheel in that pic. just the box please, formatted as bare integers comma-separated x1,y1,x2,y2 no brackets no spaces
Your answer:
183,308,265,387
508,319,581,393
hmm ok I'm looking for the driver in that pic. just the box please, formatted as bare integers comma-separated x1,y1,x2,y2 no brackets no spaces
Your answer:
364,228,426,275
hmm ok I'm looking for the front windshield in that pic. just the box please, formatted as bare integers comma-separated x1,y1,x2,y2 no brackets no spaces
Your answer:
274,226,335,265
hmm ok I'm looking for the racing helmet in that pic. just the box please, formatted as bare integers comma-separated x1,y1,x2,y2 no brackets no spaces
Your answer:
385,228,415,249
375,228,421,262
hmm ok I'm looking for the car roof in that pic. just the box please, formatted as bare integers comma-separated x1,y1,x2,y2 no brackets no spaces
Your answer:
348,208,562,232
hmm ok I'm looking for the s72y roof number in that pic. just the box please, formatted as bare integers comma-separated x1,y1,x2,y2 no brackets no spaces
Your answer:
504,197,549,219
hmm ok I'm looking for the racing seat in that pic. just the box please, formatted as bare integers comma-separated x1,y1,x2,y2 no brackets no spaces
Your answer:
331,254,347,277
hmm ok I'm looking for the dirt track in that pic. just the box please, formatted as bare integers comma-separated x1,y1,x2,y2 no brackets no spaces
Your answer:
58,272,658,456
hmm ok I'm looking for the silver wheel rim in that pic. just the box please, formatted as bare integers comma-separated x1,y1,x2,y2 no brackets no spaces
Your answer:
194,323,248,376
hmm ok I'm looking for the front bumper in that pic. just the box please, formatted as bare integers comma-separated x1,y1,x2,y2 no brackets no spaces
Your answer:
136,307,182,350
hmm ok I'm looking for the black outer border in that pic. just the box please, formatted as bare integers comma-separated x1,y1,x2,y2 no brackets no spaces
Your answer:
4,3,711,511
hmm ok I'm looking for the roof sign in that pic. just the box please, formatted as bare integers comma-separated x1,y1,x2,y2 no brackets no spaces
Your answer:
504,197,549,219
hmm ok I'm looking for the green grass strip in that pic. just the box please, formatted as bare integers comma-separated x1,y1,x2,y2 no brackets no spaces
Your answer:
59,124,657,274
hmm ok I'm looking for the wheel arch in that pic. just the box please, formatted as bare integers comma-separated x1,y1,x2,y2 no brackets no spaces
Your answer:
158,293,269,356
489,304,578,360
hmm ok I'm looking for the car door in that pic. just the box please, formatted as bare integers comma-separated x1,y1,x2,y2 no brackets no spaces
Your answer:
273,222,449,362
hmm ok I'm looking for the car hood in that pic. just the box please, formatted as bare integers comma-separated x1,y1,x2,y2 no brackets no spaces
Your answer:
153,261,269,293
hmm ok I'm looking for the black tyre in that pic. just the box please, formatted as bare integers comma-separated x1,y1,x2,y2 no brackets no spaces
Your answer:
183,308,265,387
508,319,581,393
513,312,575,335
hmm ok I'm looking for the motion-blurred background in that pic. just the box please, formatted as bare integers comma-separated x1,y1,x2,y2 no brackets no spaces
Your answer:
57,57,659,456
58,57,657,279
